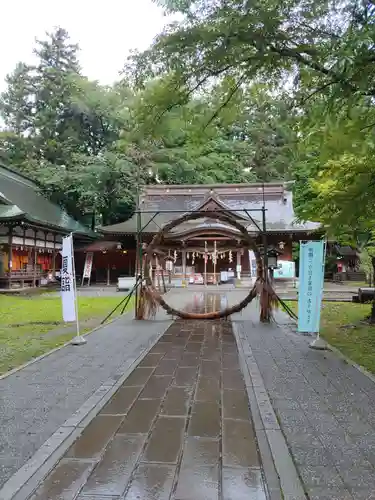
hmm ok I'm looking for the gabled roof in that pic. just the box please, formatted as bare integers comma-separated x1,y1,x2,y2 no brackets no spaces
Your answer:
101,182,320,235
0,163,95,237
192,192,248,221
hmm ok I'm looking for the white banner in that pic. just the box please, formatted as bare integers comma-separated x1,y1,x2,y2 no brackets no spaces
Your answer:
61,235,76,322
83,252,94,278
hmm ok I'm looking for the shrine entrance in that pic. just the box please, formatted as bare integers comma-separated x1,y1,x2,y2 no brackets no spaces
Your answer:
136,209,286,322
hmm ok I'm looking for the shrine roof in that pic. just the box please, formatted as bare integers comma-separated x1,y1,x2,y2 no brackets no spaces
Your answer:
0,164,95,237
101,182,320,235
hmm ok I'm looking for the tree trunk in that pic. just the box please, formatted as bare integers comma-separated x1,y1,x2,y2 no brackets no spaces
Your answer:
370,257,375,323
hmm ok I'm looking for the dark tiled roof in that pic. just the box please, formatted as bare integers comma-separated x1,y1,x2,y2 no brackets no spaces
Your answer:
0,205,25,219
0,164,95,236
101,183,320,235
334,245,358,257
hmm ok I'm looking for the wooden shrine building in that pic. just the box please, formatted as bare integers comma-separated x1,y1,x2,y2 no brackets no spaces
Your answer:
99,182,319,285
0,164,95,289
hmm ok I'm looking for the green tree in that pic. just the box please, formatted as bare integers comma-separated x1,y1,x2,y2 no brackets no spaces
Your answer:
0,26,298,226
0,29,139,225
120,77,296,184
38,152,140,225
0,28,81,167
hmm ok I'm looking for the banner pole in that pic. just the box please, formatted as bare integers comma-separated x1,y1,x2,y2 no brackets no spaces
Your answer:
70,233,87,346
309,238,328,350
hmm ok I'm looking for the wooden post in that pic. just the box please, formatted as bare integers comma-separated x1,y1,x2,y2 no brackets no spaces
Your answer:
33,230,37,287
204,241,207,286
213,241,217,285
182,250,187,286
156,256,162,291
52,234,56,278
236,250,241,280
106,256,110,286
7,226,13,289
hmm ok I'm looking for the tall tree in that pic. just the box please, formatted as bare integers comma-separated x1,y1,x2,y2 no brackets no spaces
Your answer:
0,26,298,225
0,28,82,167
128,0,375,127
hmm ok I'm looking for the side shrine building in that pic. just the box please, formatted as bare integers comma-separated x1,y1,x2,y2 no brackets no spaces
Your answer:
98,182,319,286
0,164,95,289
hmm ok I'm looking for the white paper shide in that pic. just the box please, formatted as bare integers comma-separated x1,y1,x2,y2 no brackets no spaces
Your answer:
61,234,76,322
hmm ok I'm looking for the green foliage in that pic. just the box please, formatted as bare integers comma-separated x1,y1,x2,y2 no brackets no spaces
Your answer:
127,0,375,243
129,0,371,108
0,27,297,226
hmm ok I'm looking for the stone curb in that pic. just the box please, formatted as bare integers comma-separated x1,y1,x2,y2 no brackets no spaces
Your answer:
0,319,173,500
231,319,307,500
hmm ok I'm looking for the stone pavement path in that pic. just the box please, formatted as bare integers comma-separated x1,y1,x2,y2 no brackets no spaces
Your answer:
28,298,267,500
231,294,375,500
5,288,375,499
0,291,191,488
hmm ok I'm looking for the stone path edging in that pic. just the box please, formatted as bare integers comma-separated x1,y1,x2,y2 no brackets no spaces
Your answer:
231,319,307,500
0,323,170,500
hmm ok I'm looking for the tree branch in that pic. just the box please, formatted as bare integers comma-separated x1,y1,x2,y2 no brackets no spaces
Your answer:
204,74,247,129
299,80,339,105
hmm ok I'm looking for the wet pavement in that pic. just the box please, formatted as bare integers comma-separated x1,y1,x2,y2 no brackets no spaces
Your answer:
28,294,267,500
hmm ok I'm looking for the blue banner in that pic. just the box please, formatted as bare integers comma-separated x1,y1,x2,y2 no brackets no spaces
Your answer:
298,241,325,333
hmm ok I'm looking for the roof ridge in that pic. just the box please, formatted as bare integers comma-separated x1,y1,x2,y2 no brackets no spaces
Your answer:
0,162,40,188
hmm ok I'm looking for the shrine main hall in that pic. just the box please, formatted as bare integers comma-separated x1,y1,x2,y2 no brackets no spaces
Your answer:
91,182,319,285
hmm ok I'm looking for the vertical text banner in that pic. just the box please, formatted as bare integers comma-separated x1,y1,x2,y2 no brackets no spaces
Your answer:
298,241,325,333
61,234,76,322
83,252,94,279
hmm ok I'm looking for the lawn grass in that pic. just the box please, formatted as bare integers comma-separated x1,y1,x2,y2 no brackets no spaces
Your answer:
0,293,134,375
286,301,375,374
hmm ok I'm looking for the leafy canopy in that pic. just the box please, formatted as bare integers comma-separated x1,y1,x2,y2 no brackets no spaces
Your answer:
0,27,297,225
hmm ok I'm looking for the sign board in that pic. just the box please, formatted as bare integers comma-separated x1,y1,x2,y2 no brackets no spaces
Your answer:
274,260,296,279
61,234,76,322
83,252,94,279
298,241,325,333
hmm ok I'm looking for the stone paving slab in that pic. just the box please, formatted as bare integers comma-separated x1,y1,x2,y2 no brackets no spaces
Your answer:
229,291,375,500
24,299,268,500
0,291,191,489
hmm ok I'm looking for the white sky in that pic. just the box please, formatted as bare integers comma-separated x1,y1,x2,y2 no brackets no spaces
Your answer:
0,0,170,92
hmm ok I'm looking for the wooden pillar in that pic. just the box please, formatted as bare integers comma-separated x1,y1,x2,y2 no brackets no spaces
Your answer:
156,256,161,291
236,249,241,280
33,230,37,287
7,226,13,289
52,234,56,277
182,250,187,285
106,263,110,286
204,241,207,286
213,241,217,285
